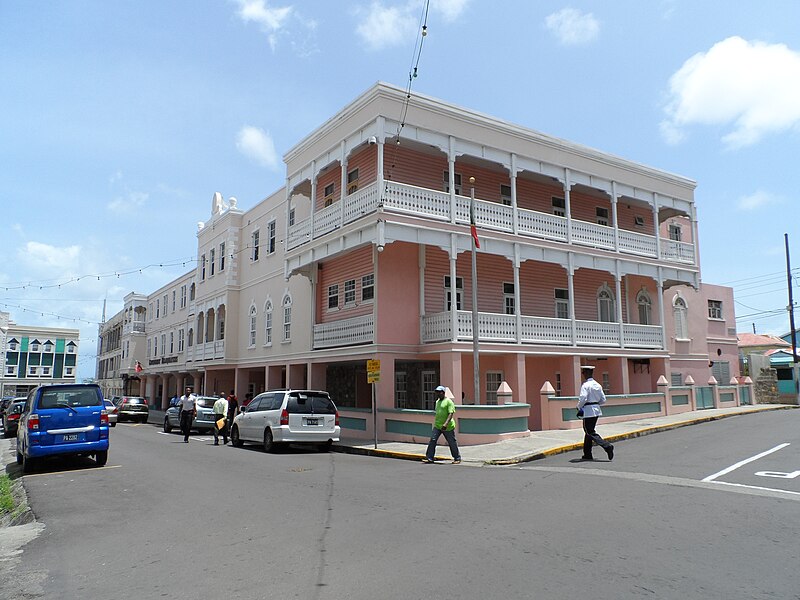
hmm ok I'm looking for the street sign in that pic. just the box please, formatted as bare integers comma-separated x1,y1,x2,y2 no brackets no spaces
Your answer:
367,359,380,383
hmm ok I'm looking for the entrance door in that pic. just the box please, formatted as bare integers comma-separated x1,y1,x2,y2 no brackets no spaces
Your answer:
696,386,714,409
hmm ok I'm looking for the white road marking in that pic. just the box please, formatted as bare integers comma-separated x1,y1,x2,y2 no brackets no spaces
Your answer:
701,443,790,482
755,470,800,479
708,481,800,496
24,465,122,477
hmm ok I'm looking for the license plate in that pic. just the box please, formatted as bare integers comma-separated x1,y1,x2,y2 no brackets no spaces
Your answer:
63,434,79,441
305,418,319,426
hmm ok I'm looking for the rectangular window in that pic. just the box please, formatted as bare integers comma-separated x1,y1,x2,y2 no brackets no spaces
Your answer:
44,342,53,353
249,314,257,347
31,342,40,352
555,372,562,396
328,285,339,309
500,184,512,206
443,171,462,195
395,372,408,409
486,372,503,405
210,248,215,276
555,288,569,319
169,332,174,354
422,371,437,410
172,291,176,312
147,338,152,357
671,372,683,386
344,279,356,304
153,336,157,356
444,276,463,311
156,299,160,318
324,183,335,206
596,207,609,226
503,282,515,315
267,220,276,254
161,334,166,356
252,231,260,261
289,207,295,227
201,254,206,280
602,372,610,392
178,329,185,352
265,311,272,345
708,300,723,320
65,367,74,377
361,274,375,302
283,305,292,341
668,224,682,241
219,242,225,271
552,196,565,217
347,168,359,194
180,285,187,308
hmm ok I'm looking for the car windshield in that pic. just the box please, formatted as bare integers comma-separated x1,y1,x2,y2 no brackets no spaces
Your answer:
39,386,102,408
287,393,336,414
125,397,146,404
195,397,217,408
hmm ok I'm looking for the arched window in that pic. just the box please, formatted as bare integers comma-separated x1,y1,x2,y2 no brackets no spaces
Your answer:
249,305,257,347
264,299,273,345
190,283,196,301
673,296,688,339
597,284,615,323
637,290,652,325
188,328,194,347
283,294,292,341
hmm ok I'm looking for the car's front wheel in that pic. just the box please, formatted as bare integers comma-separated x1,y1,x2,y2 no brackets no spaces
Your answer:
163,416,173,433
95,451,108,467
231,425,243,448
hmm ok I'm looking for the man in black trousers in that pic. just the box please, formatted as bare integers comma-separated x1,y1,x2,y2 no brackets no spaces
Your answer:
178,386,197,443
576,366,614,461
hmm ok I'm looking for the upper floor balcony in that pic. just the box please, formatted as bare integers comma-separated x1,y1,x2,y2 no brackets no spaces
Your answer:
287,181,695,266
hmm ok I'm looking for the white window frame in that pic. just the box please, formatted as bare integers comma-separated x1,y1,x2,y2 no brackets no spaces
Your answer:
422,370,438,410
668,223,682,241
328,285,339,310
443,171,462,195
180,285,187,308
503,282,515,315
344,279,356,305
200,254,206,280
597,284,615,323
552,196,566,217
444,276,463,311
210,248,215,276
555,288,569,319
249,305,257,348
708,300,723,320
267,220,276,254
161,334,166,356
500,184,512,206
252,230,260,262
637,289,652,325
674,296,689,339
172,290,176,312
395,371,408,408
486,371,503,405
178,329,185,352
264,300,273,346
361,274,374,302
596,207,609,226
347,168,359,194
283,295,292,342
219,242,225,271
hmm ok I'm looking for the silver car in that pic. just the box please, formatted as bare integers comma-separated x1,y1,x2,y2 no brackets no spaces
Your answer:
163,396,217,434
230,390,340,452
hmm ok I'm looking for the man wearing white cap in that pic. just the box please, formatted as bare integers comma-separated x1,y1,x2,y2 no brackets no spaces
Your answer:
577,366,614,461
422,385,461,464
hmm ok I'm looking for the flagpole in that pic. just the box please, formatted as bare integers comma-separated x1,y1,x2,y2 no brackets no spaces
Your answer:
470,177,481,405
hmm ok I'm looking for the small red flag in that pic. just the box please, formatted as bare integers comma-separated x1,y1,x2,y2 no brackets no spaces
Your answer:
135,361,143,373
470,202,480,249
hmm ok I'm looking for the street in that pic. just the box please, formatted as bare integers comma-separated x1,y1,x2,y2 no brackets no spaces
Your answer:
2,410,799,600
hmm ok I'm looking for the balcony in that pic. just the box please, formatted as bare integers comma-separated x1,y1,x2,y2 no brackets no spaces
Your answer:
123,321,147,335
187,340,225,362
287,181,695,265
422,311,664,349
313,314,374,349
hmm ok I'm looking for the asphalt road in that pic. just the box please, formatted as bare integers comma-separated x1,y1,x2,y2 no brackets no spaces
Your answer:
3,410,799,600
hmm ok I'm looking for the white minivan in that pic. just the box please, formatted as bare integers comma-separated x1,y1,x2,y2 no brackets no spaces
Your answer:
230,390,340,452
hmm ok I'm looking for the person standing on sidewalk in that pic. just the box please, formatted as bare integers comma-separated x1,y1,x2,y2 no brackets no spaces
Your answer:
226,389,238,424
213,393,229,446
577,366,614,461
178,386,197,443
422,385,462,464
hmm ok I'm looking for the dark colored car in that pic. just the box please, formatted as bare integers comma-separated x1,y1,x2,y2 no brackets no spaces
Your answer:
116,396,149,423
2,399,26,438
16,383,110,473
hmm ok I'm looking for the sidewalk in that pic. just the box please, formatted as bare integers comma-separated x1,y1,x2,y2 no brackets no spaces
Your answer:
331,404,798,465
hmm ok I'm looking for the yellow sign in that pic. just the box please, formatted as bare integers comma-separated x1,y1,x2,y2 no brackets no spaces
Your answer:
367,359,381,383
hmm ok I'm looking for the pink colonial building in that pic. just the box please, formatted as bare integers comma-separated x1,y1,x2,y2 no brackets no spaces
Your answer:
97,82,748,444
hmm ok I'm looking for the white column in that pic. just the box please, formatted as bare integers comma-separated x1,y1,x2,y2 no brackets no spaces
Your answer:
568,253,577,345
690,204,701,268
376,117,385,204
657,267,666,350
564,169,573,243
513,245,521,343
340,140,347,225
450,235,458,343
419,245,426,342
652,193,661,259
510,154,519,235
616,261,624,348
284,179,292,248
310,160,317,238
611,181,620,252
448,136,457,224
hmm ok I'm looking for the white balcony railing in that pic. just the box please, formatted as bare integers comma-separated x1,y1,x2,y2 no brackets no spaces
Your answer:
287,180,695,265
421,311,664,349
314,314,374,349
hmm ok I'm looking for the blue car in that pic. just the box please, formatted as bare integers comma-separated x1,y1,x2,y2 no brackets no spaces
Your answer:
16,383,110,473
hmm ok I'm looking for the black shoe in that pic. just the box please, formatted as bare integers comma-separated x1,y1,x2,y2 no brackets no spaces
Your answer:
214,442,219,446
580,456,594,461
606,445,614,461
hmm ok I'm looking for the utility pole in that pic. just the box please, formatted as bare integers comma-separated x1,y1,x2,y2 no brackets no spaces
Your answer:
470,177,480,405
785,233,798,400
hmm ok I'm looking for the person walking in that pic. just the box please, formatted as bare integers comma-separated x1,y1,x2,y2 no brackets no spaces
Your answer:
577,366,614,461
226,389,239,424
213,393,229,446
178,386,197,443
422,385,462,464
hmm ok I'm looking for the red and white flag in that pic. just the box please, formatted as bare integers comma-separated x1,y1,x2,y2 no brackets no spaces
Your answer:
135,361,143,373
470,200,480,249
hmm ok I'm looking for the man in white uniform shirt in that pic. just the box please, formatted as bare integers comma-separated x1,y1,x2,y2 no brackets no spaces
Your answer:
576,366,614,461
178,386,197,443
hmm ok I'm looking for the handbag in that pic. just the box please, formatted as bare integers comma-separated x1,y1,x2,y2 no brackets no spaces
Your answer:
216,417,226,430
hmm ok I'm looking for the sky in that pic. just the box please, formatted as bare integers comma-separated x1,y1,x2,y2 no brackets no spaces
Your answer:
2,0,800,380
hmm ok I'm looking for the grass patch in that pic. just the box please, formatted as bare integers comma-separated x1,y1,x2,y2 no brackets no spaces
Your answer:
0,474,13,515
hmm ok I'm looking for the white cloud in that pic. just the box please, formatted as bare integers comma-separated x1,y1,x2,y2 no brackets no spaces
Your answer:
233,0,292,50
545,8,599,45
738,190,779,211
661,36,800,148
236,126,279,169
108,191,148,215
356,0,469,50
18,241,81,272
